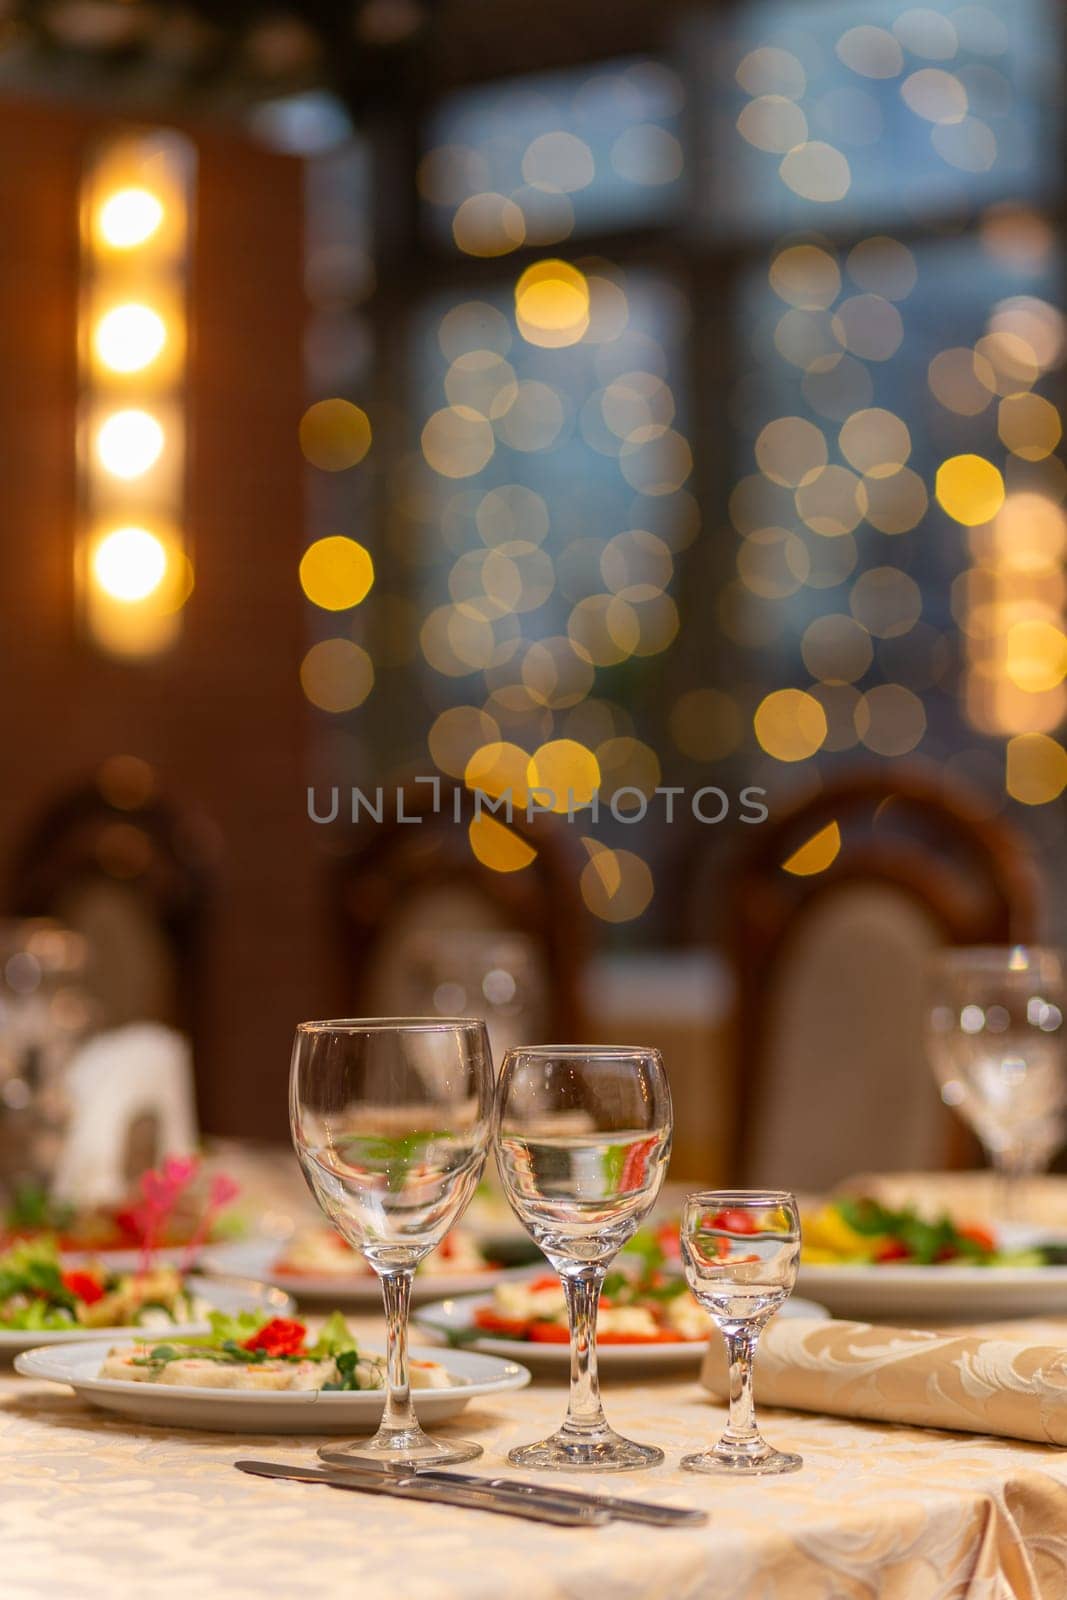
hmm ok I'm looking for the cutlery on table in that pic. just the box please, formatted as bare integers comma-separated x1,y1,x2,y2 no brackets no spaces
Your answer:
239,1458,708,1528
234,1459,608,1527
315,1454,708,1528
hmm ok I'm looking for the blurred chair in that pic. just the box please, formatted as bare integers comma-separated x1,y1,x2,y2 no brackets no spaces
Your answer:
331,778,587,1060
8,760,214,1061
721,767,1039,1191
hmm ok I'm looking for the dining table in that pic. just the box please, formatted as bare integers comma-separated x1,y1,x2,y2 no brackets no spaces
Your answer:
5,1298,1067,1600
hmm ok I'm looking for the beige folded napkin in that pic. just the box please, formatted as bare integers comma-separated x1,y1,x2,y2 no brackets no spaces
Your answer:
701,1318,1067,1445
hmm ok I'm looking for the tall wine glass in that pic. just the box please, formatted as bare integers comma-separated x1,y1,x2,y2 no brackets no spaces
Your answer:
290,1017,494,1469
494,1045,672,1471
926,947,1067,1218
680,1191,801,1476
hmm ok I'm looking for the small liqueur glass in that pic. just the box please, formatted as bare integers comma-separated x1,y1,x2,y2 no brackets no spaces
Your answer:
290,1017,494,1470
681,1190,802,1476
494,1044,673,1471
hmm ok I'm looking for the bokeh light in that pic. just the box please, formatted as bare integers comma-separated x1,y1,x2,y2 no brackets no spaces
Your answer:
299,399,372,470
300,638,374,712
299,537,374,610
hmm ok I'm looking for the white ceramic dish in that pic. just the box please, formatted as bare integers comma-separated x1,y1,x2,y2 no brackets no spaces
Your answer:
413,1292,829,1369
201,1239,523,1305
15,1341,531,1433
799,1222,1067,1320
0,1275,294,1356
57,1245,209,1274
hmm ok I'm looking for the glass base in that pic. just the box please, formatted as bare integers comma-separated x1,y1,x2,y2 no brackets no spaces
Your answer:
319,1431,483,1472
509,1427,663,1473
682,1444,802,1477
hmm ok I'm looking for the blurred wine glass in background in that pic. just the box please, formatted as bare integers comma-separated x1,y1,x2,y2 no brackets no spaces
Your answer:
926,946,1067,1218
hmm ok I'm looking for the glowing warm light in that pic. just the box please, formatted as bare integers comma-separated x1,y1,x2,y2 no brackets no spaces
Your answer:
835,25,903,79
768,244,840,310
801,614,873,683
98,187,165,249
855,684,927,755
838,408,910,478
453,192,525,257
927,347,995,415
935,454,1005,525
468,814,536,873
998,393,1062,462
755,416,828,487
783,821,841,877
857,469,928,534
1004,620,1067,693
429,706,501,778
568,593,640,665
778,142,851,203
1006,734,1067,805
465,741,531,805
91,526,167,602
96,409,164,478
738,96,808,154
754,689,827,761
299,399,372,471
849,566,922,638
299,638,374,712
580,840,654,923
515,260,590,349
299,536,374,611
528,739,600,811
422,405,495,477
94,303,167,373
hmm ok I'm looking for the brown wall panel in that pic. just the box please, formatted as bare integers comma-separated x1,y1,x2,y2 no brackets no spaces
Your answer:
0,96,324,1138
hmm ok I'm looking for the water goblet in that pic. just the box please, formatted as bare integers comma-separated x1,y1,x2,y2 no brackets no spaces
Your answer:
680,1190,802,1476
494,1044,673,1471
290,1017,494,1469
926,946,1067,1219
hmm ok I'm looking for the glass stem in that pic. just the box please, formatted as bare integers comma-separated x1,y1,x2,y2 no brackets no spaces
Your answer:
721,1327,761,1447
991,1145,1024,1222
379,1267,419,1439
560,1267,608,1436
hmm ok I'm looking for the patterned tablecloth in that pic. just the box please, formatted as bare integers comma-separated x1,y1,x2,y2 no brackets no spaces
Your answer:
5,1310,1067,1600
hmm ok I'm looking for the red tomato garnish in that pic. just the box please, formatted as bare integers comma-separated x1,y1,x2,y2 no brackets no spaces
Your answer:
527,1322,570,1343
656,1223,681,1260
874,1239,912,1263
61,1270,106,1305
472,1310,530,1337
241,1318,307,1357
958,1224,996,1253
710,1209,758,1234
528,1275,560,1292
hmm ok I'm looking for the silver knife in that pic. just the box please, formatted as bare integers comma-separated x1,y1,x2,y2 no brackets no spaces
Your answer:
234,1460,608,1527
313,1451,707,1528
407,1470,708,1528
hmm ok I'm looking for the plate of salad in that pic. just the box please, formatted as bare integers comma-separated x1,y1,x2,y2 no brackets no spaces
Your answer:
3,1157,244,1273
202,1226,526,1304
0,1238,293,1353
798,1197,1067,1319
15,1310,531,1432
414,1229,828,1368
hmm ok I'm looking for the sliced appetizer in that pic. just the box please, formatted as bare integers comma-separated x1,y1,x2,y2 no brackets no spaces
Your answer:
0,1240,204,1331
100,1310,455,1391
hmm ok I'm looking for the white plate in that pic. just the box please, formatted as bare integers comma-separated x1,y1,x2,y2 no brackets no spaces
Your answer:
201,1240,522,1305
56,1245,209,1274
413,1292,829,1369
798,1259,1067,1320
799,1222,1067,1320
0,1275,294,1356
14,1340,531,1433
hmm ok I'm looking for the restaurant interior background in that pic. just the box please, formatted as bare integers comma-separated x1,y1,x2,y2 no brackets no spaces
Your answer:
0,0,1064,1195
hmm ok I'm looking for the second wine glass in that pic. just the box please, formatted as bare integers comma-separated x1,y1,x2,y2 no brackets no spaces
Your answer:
494,1044,673,1471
